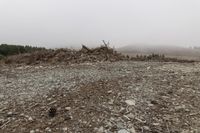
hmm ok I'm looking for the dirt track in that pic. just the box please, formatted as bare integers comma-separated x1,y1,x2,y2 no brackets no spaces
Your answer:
0,61,200,133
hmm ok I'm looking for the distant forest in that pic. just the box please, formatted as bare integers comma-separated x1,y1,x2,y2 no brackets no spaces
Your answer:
0,44,45,59
194,46,200,50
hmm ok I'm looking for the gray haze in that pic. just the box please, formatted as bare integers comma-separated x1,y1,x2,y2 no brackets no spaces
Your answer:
0,0,200,48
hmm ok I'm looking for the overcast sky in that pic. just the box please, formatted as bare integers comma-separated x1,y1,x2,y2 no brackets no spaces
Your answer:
0,0,199,48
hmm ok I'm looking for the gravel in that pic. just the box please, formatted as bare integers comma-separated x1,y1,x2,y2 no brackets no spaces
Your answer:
0,61,200,132
0,62,134,104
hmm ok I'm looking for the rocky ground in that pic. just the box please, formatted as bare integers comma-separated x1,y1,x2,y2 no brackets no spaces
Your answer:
0,61,200,133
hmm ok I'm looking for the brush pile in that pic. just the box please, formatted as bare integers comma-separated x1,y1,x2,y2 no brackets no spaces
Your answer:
1,44,196,65
3,45,127,65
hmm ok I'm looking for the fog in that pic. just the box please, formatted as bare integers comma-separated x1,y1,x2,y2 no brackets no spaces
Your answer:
0,0,199,48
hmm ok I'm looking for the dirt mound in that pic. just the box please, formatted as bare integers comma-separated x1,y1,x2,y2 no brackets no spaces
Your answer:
3,45,127,65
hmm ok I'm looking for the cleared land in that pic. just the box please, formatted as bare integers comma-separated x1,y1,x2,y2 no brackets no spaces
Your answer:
0,61,200,133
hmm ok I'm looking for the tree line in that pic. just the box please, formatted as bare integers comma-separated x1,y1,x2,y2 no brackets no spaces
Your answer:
0,44,45,59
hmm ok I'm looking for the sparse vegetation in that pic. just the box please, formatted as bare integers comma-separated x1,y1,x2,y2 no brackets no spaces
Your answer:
134,53,165,61
132,53,195,63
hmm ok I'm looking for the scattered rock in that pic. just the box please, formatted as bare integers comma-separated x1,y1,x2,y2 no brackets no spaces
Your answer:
0,61,199,132
62,127,68,132
65,107,71,111
143,126,150,131
118,129,130,133
97,126,104,133
45,127,52,132
30,130,35,133
152,123,160,126
107,90,112,94
28,117,33,121
175,105,186,111
126,113,135,119
147,66,151,70
7,112,15,117
129,127,136,133
35,129,40,132
116,122,125,129
125,99,136,106
148,103,154,107
108,99,114,105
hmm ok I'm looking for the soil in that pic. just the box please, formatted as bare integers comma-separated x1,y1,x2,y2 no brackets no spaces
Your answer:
0,61,200,133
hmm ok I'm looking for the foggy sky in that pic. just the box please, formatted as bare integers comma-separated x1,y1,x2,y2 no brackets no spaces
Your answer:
0,0,200,48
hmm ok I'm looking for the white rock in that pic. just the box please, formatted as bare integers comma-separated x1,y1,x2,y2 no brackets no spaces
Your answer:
152,123,160,126
129,127,136,133
118,129,130,133
125,99,136,106
47,98,52,101
97,126,104,133
45,127,52,132
7,112,14,117
65,107,71,111
7,112,13,115
143,126,150,131
107,90,112,94
20,113,25,116
175,105,186,111
117,122,124,129
30,130,35,133
63,127,68,132
28,117,33,121
147,66,151,70
135,87,139,91
148,103,154,107
108,99,114,105
35,129,40,132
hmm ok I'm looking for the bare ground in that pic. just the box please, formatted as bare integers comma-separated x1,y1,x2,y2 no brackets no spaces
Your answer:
0,61,200,133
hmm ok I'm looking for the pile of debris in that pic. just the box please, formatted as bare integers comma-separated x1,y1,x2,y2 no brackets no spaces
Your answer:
3,45,128,65
1,43,196,65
